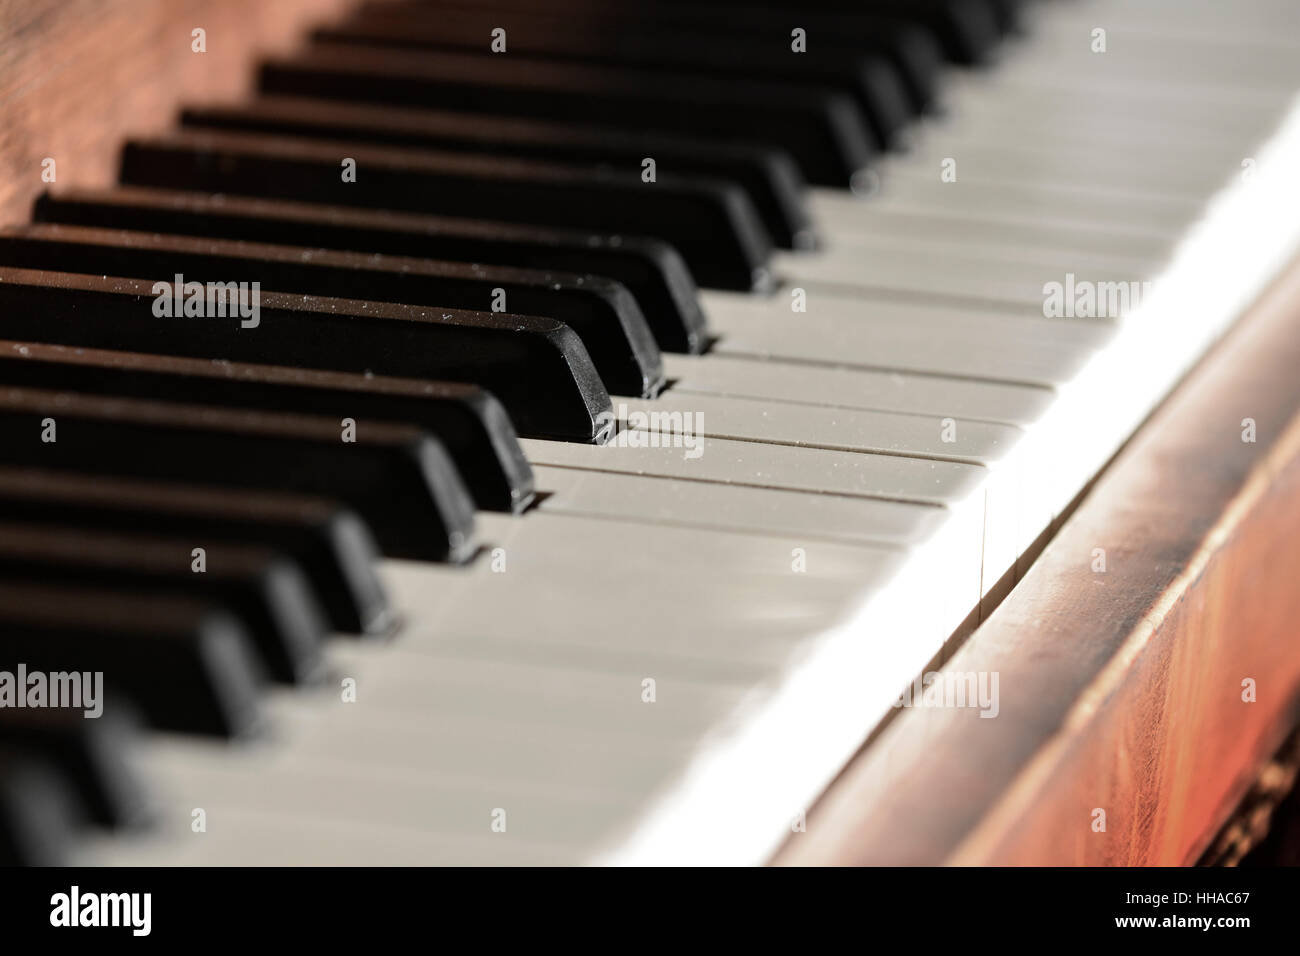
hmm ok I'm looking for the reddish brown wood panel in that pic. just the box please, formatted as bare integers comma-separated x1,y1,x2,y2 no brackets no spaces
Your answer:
0,0,355,226
775,259,1300,866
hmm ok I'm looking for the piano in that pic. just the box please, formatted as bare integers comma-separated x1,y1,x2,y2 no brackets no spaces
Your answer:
2,0,1300,868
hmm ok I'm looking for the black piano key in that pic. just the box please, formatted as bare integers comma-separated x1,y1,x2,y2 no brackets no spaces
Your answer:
0,382,476,562
0,522,329,685
0,582,265,737
597,0,1005,64
861,17,948,110
856,1,1008,61
364,0,943,112
121,131,774,292
0,747,85,866
0,266,610,444
310,13,910,149
0,707,151,830
259,43,872,188
33,187,708,355
0,337,532,515
0,223,663,400
181,98,815,251
977,0,1021,33
0,466,391,636
816,0,1010,61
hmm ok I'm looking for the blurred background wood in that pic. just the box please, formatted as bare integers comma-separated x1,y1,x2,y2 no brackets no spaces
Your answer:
0,0,353,226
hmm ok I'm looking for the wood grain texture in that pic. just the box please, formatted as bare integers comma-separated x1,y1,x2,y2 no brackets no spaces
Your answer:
774,257,1300,866
0,0,354,226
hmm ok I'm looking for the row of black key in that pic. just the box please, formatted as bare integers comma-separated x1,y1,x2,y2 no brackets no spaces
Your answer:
0,0,1017,862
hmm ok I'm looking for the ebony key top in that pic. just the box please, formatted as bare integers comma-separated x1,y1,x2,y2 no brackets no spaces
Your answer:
0,339,533,514
0,747,85,865
0,522,330,685
180,98,815,250
120,130,774,291
0,266,610,444
0,707,151,830
0,223,664,400
260,43,872,187
0,384,476,562
604,0,1005,64
33,187,708,355
0,582,264,737
309,14,909,149
0,466,391,635
357,0,944,113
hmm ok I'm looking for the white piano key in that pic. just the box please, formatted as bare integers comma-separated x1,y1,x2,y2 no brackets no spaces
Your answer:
985,52,1300,98
383,514,925,668
854,174,1202,233
612,392,1022,466
1008,10,1300,87
907,110,1265,170
902,120,1250,170
603,391,1050,604
664,353,1056,426
875,142,1235,200
519,436,985,506
1020,31,1300,80
806,203,1170,262
796,222,1161,274
522,422,1013,624
532,464,950,547
279,715,693,799
776,238,1153,308
811,186,1187,248
461,511,902,586
701,287,1114,385
97,740,637,861
323,647,754,741
1048,0,1300,33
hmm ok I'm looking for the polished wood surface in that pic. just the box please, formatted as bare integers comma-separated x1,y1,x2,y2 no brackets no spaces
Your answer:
0,0,352,226
775,259,1300,865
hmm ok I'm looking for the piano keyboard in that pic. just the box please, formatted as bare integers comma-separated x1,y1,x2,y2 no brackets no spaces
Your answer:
3,0,1300,866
